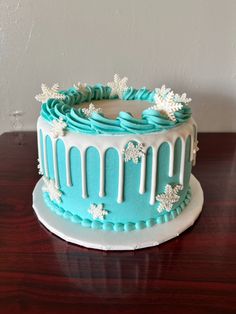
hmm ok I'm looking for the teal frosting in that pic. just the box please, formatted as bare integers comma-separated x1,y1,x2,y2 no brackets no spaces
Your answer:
43,187,192,232
40,136,193,231
40,84,192,135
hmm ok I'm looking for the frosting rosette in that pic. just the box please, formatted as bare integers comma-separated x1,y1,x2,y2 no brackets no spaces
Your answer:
39,83,192,135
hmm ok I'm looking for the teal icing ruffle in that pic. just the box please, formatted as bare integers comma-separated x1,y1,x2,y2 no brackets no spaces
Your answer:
43,187,192,232
40,84,192,135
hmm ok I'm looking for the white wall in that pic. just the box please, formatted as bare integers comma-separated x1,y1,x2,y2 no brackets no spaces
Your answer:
1,0,236,134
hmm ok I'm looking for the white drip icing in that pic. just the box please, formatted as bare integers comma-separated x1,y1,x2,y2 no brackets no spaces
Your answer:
65,146,72,187
80,149,88,199
117,152,124,203
43,134,49,177
179,137,186,185
37,116,196,205
37,128,43,171
139,150,147,194
150,147,158,205
99,150,105,197
190,132,194,162
168,140,175,177
192,121,198,166
52,139,59,187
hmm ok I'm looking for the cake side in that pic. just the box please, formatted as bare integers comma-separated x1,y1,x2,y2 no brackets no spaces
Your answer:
37,116,197,231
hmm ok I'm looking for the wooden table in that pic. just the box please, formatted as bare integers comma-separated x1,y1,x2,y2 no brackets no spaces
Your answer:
0,132,236,314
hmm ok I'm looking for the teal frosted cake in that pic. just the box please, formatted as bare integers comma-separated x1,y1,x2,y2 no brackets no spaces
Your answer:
35,74,199,232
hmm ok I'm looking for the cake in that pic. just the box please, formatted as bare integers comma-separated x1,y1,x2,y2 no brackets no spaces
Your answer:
35,74,199,234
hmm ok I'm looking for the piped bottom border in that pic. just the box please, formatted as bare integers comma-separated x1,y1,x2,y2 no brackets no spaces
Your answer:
42,187,192,232
32,175,204,250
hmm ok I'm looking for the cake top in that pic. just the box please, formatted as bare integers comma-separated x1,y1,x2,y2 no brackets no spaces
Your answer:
36,74,192,135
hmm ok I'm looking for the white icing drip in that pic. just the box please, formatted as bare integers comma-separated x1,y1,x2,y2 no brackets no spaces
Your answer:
99,151,105,197
52,139,59,187
37,117,196,205
80,149,88,199
190,132,194,162
139,149,147,194
43,133,49,177
168,141,175,177
190,120,197,162
150,147,158,205
179,137,186,185
193,121,198,164
37,127,43,173
117,152,124,203
65,146,72,187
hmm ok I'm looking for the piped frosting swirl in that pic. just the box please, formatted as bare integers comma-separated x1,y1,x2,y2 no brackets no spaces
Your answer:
40,84,192,135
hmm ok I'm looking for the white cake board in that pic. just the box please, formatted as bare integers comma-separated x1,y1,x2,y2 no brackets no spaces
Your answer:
32,175,203,251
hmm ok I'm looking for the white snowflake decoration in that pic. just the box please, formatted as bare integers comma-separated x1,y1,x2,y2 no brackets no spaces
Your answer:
37,158,43,175
51,117,67,138
35,83,66,103
174,93,192,104
122,142,145,164
107,74,128,99
88,203,108,220
156,184,183,213
149,85,191,122
73,82,87,94
42,176,62,203
192,140,199,166
82,103,102,118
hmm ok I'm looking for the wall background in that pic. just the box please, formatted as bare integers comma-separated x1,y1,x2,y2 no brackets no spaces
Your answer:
0,0,236,134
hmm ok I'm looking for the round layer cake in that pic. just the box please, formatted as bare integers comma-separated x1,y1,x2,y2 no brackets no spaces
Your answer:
36,75,198,232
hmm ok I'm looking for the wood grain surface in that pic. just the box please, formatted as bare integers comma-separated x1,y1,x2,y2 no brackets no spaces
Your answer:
0,132,235,314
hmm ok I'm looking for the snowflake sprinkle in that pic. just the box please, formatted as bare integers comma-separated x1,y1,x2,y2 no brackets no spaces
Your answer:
37,158,43,175
156,184,183,213
122,142,145,164
35,83,65,103
82,103,102,118
42,176,62,203
192,140,199,166
149,85,191,122
51,117,67,138
88,203,108,220
174,92,192,104
73,82,87,94
107,74,128,99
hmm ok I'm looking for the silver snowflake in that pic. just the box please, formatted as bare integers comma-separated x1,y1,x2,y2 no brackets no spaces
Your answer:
107,74,128,99
42,176,62,203
122,142,145,164
82,103,102,118
73,82,87,94
192,140,199,166
156,184,183,213
149,85,191,122
88,203,108,220
51,117,67,138
37,158,43,175
35,83,66,103
174,93,192,104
